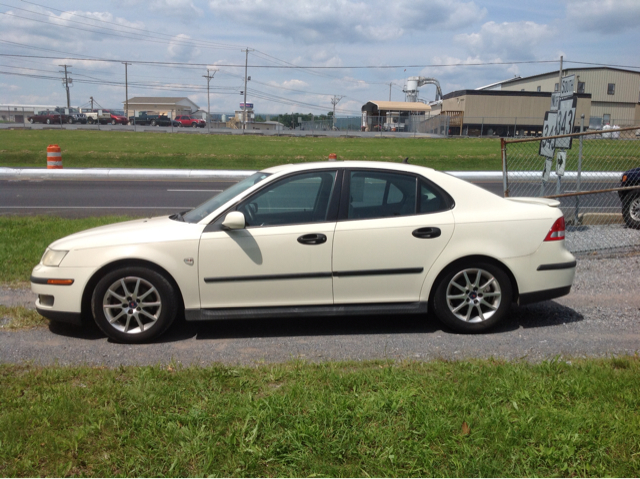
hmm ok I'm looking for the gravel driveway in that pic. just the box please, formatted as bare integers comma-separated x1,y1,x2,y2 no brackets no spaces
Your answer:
1,254,638,366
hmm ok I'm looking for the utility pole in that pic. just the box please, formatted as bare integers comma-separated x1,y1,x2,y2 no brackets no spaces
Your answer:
203,69,217,133
389,83,392,101
241,48,253,133
558,55,563,91
90,96,94,110
59,64,72,108
122,62,132,118
331,95,344,130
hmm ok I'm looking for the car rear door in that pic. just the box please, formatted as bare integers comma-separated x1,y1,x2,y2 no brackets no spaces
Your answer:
198,169,341,309
332,169,455,304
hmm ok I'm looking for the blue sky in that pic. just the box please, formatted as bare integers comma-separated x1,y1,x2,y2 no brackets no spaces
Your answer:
0,0,638,116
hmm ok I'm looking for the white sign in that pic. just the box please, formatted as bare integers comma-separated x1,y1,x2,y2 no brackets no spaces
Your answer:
542,157,553,182
550,93,561,112
555,97,577,149
560,75,575,99
539,111,557,158
556,151,566,176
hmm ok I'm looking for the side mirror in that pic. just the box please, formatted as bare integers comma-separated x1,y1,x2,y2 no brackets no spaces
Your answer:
221,211,246,230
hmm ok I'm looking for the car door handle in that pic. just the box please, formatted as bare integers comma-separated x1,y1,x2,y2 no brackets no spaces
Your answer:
297,233,327,245
412,227,441,239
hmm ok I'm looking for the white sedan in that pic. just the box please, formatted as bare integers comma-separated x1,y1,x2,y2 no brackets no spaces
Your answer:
31,161,576,343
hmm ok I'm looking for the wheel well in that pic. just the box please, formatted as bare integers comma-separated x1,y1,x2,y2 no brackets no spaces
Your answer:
427,255,520,306
80,259,185,324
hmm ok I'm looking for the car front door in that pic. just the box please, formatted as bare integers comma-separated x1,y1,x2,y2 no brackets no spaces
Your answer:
198,169,340,309
332,169,455,304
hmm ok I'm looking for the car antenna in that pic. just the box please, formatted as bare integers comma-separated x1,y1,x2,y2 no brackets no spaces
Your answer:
403,157,409,164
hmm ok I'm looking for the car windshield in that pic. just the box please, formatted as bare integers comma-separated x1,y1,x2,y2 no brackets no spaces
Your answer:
181,172,271,223
112,110,125,116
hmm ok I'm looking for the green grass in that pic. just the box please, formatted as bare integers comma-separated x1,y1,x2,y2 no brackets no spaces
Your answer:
0,130,502,171
0,216,136,285
0,305,47,330
0,358,638,477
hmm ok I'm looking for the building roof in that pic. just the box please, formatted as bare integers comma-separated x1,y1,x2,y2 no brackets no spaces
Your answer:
362,101,431,112
476,76,522,90
485,66,640,87
123,97,199,109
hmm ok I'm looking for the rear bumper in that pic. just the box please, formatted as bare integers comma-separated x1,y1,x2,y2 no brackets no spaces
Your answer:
518,285,572,305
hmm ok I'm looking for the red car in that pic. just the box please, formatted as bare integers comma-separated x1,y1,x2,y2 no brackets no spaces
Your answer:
175,115,206,128
109,111,129,125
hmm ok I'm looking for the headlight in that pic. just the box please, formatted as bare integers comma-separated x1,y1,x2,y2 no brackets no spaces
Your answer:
41,249,68,267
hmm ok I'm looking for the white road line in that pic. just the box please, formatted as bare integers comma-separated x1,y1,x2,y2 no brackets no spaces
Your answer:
167,189,222,192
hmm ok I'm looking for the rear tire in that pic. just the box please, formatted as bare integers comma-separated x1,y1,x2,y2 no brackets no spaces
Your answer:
91,267,178,343
46,118,51,124
111,119,116,125
432,261,512,333
622,193,640,229
29,118,34,124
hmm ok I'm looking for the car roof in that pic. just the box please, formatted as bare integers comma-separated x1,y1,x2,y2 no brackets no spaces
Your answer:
261,160,436,176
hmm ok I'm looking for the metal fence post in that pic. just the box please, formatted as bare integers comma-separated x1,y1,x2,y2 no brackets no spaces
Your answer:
575,114,585,223
501,138,509,197
480,117,484,137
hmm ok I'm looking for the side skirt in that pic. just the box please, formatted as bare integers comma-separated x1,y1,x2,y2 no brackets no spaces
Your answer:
185,302,429,321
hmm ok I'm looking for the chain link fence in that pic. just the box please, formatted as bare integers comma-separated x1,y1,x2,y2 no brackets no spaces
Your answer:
502,125,640,254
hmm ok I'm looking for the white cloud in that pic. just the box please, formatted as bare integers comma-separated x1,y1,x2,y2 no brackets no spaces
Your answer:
167,34,201,60
116,0,203,17
455,21,555,61
208,0,484,44
565,0,640,34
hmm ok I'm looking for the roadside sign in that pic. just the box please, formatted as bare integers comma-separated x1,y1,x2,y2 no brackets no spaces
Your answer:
542,157,553,182
560,75,575,99
556,151,566,176
539,111,557,157
555,97,577,149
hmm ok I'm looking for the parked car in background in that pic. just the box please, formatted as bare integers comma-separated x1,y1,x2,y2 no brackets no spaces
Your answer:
620,167,640,229
31,161,576,343
84,109,113,125
129,112,179,127
175,115,206,128
54,107,86,124
109,110,129,125
27,110,73,124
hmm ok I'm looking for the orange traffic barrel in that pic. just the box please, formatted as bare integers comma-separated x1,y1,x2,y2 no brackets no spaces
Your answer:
47,144,62,169
328,153,337,161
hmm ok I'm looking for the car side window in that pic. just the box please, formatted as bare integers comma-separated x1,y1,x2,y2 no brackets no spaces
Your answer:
419,180,450,214
347,171,417,220
238,171,337,227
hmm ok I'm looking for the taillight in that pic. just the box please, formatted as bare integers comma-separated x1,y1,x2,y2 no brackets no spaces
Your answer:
544,217,565,241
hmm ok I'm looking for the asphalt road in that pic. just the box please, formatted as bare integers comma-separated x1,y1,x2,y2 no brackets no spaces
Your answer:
0,178,238,217
0,177,621,218
0,253,638,366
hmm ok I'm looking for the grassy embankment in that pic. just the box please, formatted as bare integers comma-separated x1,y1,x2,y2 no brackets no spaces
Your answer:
1,358,639,477
0,129,501,170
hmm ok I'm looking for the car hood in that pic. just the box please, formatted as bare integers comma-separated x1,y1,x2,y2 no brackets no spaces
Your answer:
49,216,202,251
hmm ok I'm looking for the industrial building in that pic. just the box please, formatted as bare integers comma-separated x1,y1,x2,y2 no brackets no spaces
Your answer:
431,90,592,137
360,101,431,132
482,67,640,128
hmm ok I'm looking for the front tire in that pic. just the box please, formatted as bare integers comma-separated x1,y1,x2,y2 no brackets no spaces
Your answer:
46,118,51,124
191,122,198,128
151,120,157,127
433,262,512,333
622,193,640,229
111,119,116,125
29,118,34,124
91,267,178,343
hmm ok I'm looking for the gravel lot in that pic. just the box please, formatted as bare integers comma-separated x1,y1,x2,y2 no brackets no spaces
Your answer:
1,253,638,366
